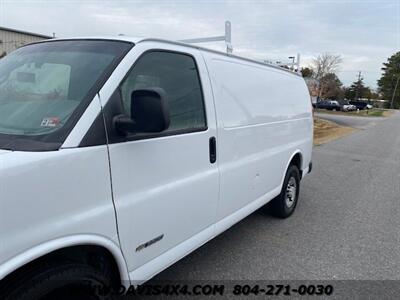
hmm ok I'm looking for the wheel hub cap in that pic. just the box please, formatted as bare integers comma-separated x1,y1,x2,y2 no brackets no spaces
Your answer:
285,177,297,208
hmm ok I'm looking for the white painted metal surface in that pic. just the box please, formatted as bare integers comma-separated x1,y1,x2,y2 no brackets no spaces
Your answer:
61,94,102,148
0,146,123,279
201,52,312,222
0,235,130,284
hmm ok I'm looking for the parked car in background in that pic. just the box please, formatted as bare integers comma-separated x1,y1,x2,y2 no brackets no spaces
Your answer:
342,101,357,112
349,101,368,110
315,100,341,111
366,104,373,109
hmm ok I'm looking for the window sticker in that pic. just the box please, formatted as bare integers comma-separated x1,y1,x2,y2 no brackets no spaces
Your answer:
41,117,60,127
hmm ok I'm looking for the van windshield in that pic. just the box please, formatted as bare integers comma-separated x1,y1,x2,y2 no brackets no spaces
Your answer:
0,40,132,150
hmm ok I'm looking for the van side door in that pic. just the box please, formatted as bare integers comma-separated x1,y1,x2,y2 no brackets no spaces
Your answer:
105,43,219,278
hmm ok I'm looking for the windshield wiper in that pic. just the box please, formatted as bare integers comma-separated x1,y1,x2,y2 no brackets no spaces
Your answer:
0,137,61,151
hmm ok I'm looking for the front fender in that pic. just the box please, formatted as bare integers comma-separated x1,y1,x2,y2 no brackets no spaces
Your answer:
0,234,130,285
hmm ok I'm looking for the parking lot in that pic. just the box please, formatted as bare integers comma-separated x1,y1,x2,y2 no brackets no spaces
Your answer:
154,111,400,281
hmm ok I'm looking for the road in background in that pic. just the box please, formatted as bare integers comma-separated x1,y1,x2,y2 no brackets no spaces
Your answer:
152,111,400,281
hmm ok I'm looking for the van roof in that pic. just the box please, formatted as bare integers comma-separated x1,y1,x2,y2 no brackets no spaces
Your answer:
27,36,302,77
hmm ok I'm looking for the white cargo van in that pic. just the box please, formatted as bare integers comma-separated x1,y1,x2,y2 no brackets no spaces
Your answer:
0,37,312,298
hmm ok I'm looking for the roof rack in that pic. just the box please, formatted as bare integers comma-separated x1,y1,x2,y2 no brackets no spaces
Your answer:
179,21,300,74
264,53,301,74
179,21,233,54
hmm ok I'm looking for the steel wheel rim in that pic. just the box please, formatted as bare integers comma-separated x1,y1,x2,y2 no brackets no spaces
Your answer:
285,176,297,208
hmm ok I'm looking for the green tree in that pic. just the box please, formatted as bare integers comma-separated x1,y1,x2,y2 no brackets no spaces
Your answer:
344,87,354,100
377,52,400,108
368,90,380,99
301,67,313,78
345,77,370,100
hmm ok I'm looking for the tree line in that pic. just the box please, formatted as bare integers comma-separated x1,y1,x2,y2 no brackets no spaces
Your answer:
301,52,400,108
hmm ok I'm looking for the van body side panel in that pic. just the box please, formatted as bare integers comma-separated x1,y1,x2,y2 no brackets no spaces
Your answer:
0,145,118,274
202,53,312,221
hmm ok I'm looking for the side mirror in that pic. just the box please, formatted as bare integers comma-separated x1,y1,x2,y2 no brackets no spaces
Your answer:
114,88,170,135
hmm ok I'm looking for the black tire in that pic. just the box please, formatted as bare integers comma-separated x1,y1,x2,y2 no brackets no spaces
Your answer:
2,262,115,300
270,165,300,218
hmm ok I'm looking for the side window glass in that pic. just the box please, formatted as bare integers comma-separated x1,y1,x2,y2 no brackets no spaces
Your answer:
120,51,206,132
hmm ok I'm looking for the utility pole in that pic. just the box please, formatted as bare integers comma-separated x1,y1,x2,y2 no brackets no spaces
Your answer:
390,76,399,109
355,71,362,101
288,56,295,71
296,53,301,73
287,55,300,72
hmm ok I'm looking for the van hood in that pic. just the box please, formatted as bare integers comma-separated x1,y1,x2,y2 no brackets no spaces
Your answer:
0,150,11,155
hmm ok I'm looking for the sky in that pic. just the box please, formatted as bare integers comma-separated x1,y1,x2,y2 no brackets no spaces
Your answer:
0,0,399,89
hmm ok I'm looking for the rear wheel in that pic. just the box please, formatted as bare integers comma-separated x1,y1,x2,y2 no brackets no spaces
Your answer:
270,165,300,218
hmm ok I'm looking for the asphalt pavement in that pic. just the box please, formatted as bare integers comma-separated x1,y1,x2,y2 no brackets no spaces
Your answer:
315,111,386,129
152,111,400,284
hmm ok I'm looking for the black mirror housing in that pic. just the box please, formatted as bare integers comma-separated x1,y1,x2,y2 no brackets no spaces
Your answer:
131,88,170,133
114,88,170,135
